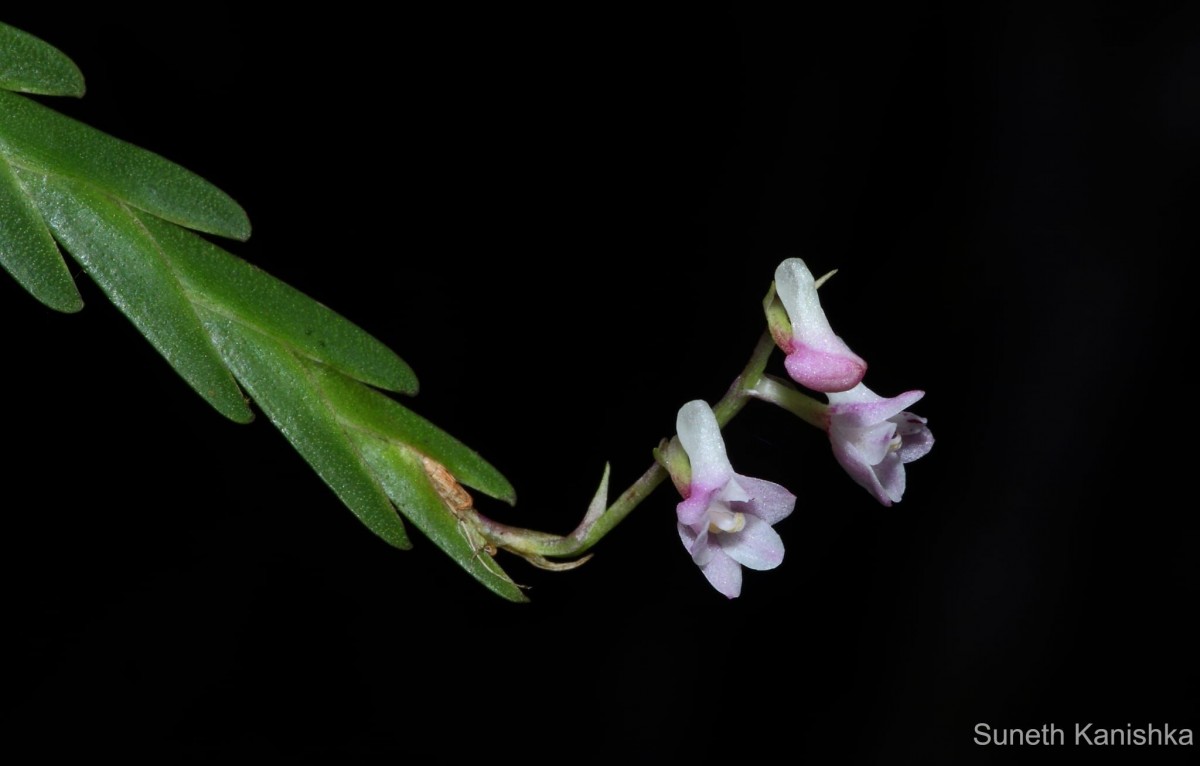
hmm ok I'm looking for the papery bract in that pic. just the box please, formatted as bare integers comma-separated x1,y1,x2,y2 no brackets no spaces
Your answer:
773,258,866,393
674,400,795,598
825,383,933,506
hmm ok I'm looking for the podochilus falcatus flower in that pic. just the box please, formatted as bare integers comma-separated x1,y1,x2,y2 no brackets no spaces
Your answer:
674,400,796,598
772,257,866,393
825,383,933,506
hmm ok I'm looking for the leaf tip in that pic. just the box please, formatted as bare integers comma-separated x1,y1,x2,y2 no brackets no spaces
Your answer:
197,200,252,242
37,286,85,314
62,68,85,99
221,399,256,424
233,216,251,242
224,209,252,242
0,22,86,97
393,366,419,396
497,484,517,506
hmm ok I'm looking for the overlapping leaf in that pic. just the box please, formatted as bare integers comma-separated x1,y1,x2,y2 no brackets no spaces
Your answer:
312,363,513,504
0,90,250,240
350,432,526,602
312,363,525,601
0,23,525,600
199,308,414,551
0,155,80,311
134,213,417,395
0,22,84,97
20,169,254,422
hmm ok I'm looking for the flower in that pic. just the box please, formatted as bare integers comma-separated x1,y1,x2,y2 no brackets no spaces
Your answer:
674,400,796,598
825,383,933,506
772,258,866,393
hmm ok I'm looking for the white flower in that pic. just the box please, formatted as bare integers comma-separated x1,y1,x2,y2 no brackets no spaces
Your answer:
674,400,796,598
825,383,933,506
773,258,867,393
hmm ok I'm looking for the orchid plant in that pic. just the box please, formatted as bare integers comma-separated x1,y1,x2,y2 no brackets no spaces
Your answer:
0,23,933,601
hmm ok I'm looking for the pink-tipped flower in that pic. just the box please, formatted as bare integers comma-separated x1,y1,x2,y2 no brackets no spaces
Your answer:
825,383,933,506
674,400,796,598
772,258,866,393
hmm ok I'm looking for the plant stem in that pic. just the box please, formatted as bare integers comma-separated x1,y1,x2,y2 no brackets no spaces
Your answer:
471,329,780,560
747,374,828,429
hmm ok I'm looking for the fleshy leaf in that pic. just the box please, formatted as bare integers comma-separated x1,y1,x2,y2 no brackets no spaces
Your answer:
0,23,85,97
351,434,527,602
0,89,249,240
0,22,532,600
198,308,412,550
134,212,418,395
19,169,253,423
0,156,81,311
310,362,515,504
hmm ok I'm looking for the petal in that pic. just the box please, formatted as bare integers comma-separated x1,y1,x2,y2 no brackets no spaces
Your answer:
676,400,734,489
690,526,716,566
827,384,925,428
832,420,896,466
732,474,796,525
830,436,893,506
678,521,698,550
873,451,907,504
715,475,751,505
895,414,934,464
676,488,716,527
699,548,743,599
774,258,866,393
784,346,868,394
720,514,786,571
678,521,717,566
773,259,830,339
822,380,882,406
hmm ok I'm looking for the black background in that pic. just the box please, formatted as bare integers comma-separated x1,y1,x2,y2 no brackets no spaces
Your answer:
2,4,1196,762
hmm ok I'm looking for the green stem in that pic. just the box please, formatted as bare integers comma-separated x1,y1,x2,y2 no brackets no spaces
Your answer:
472,330,779,560
748,374,828,429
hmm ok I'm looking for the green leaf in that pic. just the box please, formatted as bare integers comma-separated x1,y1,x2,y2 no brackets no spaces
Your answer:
300,358,523,598
199,308,412,551
0,89,249,240
310,362,515,504
0,156,81,311
18,168,253,423
0,23,529,599
0,22,85,97
133,213,418,395
350,433,527,602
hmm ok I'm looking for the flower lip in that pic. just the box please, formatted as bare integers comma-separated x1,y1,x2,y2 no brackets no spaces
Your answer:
773,258,866,393
784,345,868,394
